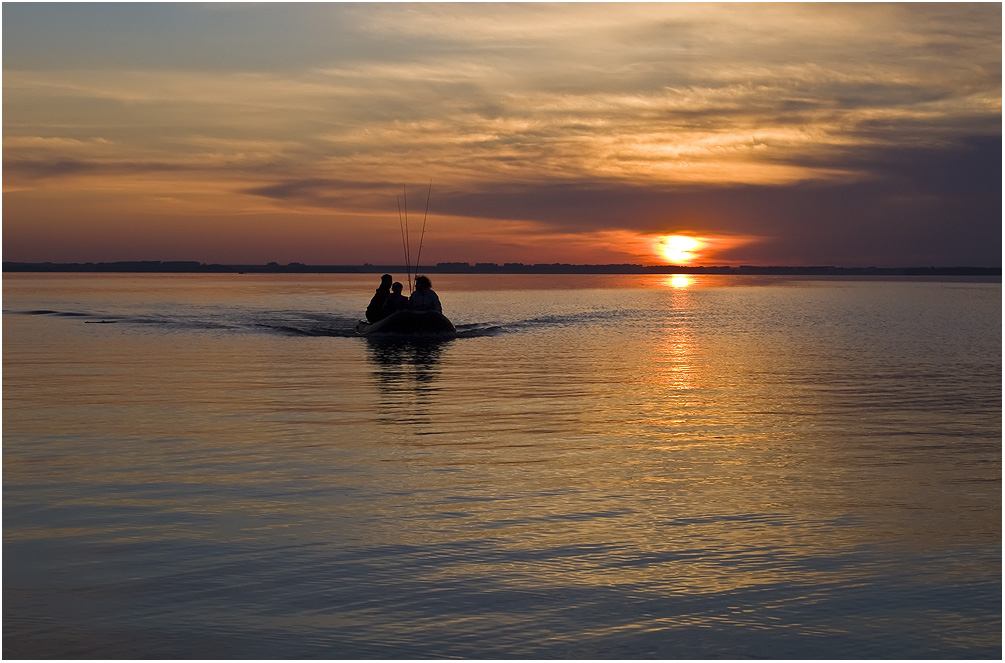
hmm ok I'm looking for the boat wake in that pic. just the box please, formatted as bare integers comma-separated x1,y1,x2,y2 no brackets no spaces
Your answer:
6,308,513,339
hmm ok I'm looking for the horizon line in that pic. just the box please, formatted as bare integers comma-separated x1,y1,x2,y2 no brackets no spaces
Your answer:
3,260,1001,277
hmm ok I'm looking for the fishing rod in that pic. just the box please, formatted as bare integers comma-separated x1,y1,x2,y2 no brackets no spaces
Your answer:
413,180,433,279
396,195,412,294
402,184,413,293
396,182,433,294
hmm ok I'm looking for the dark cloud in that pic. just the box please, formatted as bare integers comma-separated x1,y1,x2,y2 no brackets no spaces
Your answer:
242,178,408,212
4,158,185,181
4,159,96,180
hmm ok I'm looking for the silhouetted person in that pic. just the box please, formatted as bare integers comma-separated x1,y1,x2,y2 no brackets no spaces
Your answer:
408,274,442,313
381,281,409,316
366,274,393,323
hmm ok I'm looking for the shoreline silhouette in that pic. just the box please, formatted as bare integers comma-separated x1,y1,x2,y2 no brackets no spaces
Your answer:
3,261,1000,276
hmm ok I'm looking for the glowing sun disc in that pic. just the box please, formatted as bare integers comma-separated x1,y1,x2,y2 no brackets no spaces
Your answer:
657,235,701,263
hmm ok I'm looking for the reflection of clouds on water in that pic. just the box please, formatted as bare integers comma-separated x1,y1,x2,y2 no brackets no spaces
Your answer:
366,339,451,421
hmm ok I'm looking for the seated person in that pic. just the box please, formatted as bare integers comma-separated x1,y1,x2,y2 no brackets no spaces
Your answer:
365,274,393,323
381,281,410,316
408,275,442,313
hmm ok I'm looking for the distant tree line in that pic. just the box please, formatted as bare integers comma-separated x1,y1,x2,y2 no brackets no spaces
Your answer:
2,261,999,276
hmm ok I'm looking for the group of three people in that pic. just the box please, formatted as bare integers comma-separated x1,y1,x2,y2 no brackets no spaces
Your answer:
365,273,442,323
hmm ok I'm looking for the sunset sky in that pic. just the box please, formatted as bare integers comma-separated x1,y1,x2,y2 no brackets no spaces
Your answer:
3,2,1001,266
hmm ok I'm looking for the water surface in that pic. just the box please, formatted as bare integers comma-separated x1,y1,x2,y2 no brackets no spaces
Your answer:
3,273,1000,658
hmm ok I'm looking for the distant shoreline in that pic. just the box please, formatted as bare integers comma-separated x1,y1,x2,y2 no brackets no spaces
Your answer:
3,261,1000,276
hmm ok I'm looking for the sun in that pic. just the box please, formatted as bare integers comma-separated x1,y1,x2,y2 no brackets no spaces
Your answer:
656,235,702,264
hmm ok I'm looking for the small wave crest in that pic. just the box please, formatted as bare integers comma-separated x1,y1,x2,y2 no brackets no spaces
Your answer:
12,309,92,317
454,322,506,338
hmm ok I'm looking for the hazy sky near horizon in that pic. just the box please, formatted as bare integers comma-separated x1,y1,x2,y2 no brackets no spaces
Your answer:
3,2,1001,266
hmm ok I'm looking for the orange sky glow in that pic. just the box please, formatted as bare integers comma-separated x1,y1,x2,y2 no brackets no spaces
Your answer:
2,3,1000,267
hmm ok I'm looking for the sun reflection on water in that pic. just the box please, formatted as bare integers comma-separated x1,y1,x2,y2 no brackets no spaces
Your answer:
667,274,692,289
647,286,702,430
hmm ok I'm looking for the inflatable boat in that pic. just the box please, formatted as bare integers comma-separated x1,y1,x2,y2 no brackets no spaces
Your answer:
355,309,456,337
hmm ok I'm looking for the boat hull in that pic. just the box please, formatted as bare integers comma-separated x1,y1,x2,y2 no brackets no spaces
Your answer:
356,310,456,337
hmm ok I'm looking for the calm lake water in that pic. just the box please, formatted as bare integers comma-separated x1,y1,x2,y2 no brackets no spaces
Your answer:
3,273,1001,659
